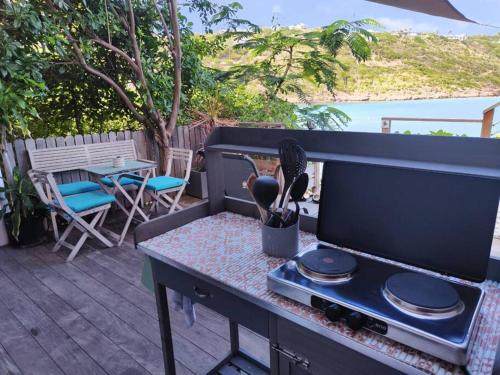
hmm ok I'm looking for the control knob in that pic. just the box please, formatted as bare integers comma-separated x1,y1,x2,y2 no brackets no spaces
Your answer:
346,311,365,331
325,303,343,322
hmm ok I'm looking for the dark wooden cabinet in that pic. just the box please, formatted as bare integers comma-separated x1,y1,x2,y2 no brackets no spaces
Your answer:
272,316,402,375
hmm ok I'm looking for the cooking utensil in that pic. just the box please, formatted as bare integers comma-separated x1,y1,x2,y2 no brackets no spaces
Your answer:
253,176,285,227
283,173,309,226
278,138,307,207
246,174,267,222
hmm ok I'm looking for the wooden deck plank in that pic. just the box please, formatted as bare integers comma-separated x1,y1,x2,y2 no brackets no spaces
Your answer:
9,249,168,375
81,241,269,365
0,271,107,375
81,241,229,334
0,293,64,375
56,248,232,359
0,343,22,375
0,249,151,375
33,248,221,373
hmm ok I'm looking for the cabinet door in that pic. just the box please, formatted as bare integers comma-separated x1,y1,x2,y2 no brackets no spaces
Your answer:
275,318,402,375
278,354,309,375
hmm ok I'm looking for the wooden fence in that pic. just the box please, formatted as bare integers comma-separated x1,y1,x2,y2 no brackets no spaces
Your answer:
2,126,208,184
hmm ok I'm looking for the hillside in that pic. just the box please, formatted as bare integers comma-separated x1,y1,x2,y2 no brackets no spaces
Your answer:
204,32,500,103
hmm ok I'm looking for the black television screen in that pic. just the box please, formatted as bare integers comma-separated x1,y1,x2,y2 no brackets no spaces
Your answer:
317,161,500,282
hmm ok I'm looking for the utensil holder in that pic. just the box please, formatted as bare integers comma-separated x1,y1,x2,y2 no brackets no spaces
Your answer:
261,216,299,258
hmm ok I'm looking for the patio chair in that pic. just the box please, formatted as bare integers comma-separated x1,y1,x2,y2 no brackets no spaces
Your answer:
136,147,193,215
28,170,116,262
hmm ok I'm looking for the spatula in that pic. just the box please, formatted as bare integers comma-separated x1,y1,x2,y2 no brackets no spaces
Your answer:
282,173,309,226
278,138,307,207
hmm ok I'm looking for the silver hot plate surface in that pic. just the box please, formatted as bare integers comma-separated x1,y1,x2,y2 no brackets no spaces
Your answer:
267,243,484,365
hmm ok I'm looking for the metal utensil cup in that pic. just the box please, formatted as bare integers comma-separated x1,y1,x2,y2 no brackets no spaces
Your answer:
261,214,299,258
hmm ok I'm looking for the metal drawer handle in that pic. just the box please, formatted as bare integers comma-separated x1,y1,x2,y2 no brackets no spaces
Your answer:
272,344,310,369
193,286,212,299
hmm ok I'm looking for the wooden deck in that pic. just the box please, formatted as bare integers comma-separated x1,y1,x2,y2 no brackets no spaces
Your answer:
0,216,269,375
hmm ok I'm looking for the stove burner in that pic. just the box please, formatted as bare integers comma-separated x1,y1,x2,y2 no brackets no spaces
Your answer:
297,248,357,283
383,272,464,319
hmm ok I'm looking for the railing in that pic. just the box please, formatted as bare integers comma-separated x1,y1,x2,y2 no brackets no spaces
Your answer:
381,101,498,138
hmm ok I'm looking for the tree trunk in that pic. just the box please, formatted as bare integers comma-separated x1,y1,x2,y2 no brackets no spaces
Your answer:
152,118,171,175
166,0,182,135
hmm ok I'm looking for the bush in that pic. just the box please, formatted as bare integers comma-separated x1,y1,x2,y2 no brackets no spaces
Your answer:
191,84,297,127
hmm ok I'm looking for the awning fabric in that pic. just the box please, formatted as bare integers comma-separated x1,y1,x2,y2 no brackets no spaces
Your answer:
366,0,476,23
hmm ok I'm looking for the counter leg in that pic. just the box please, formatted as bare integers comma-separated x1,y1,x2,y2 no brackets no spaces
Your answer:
153,279,176,375
229,320,239,355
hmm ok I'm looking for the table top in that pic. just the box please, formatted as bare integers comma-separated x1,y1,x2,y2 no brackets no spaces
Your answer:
81,160,156,177
138,212,500,375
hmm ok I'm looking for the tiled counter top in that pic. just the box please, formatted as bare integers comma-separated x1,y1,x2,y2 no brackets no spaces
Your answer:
138,212,500,375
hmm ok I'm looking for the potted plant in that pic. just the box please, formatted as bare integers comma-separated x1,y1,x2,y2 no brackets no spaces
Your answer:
0,167,47,247
186,148,208,199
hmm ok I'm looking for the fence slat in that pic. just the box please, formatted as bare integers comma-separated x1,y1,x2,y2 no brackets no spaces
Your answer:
24,139,36,174
46,137,56,148
109,132,117,142
35,138,46,149
14,139,29,176
91,133,100,143
4,142,16,178
132,131,147,160
124,130,131,140
117,131,125,141
100,133,109,142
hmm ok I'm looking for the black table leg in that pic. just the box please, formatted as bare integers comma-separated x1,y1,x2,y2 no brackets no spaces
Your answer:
153,277,176,375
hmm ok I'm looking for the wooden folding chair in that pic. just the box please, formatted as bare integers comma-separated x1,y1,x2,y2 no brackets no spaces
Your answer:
29,170,116,262
139,148,193,215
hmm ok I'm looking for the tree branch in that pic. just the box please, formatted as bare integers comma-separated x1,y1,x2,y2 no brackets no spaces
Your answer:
273,46,294,96
90,37,140,74
165,0,182,134
126,0,156,116
66,34,145,123
154,1,174,51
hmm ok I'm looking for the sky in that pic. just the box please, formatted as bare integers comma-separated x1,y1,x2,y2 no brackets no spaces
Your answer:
186,0,500,35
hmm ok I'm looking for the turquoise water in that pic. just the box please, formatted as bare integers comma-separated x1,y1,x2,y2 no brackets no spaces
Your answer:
320,97,499,137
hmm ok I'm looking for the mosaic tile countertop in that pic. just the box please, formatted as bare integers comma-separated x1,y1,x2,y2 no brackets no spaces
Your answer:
138,212,500,375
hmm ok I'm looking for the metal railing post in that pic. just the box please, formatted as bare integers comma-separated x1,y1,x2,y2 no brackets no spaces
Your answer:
381,119,391,134
481,106,496,138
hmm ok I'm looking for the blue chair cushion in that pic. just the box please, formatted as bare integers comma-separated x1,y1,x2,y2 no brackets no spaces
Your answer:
58,181,101,196
101,176,137,187
63,191,116,213
137,176,186,192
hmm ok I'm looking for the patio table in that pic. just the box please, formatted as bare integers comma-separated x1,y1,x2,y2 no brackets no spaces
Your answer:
81,160,157,245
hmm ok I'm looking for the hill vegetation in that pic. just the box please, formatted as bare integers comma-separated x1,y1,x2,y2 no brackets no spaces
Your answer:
205,31,500,103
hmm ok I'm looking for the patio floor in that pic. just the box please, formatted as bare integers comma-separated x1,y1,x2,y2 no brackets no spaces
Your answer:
0,205,269,375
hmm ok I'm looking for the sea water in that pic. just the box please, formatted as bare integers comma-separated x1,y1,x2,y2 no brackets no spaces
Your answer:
319,96,499,137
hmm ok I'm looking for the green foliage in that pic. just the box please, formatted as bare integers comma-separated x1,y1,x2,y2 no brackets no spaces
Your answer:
27,64,140,138
401,129,467,137
0,167,46,240
191,84,297,127
3,0,255,137
206,32,500,101
209,19,377,130
217,19,378,103
0,0,51,133
297,105,351,130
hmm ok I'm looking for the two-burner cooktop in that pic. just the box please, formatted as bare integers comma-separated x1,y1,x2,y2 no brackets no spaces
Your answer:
267,243,484,365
